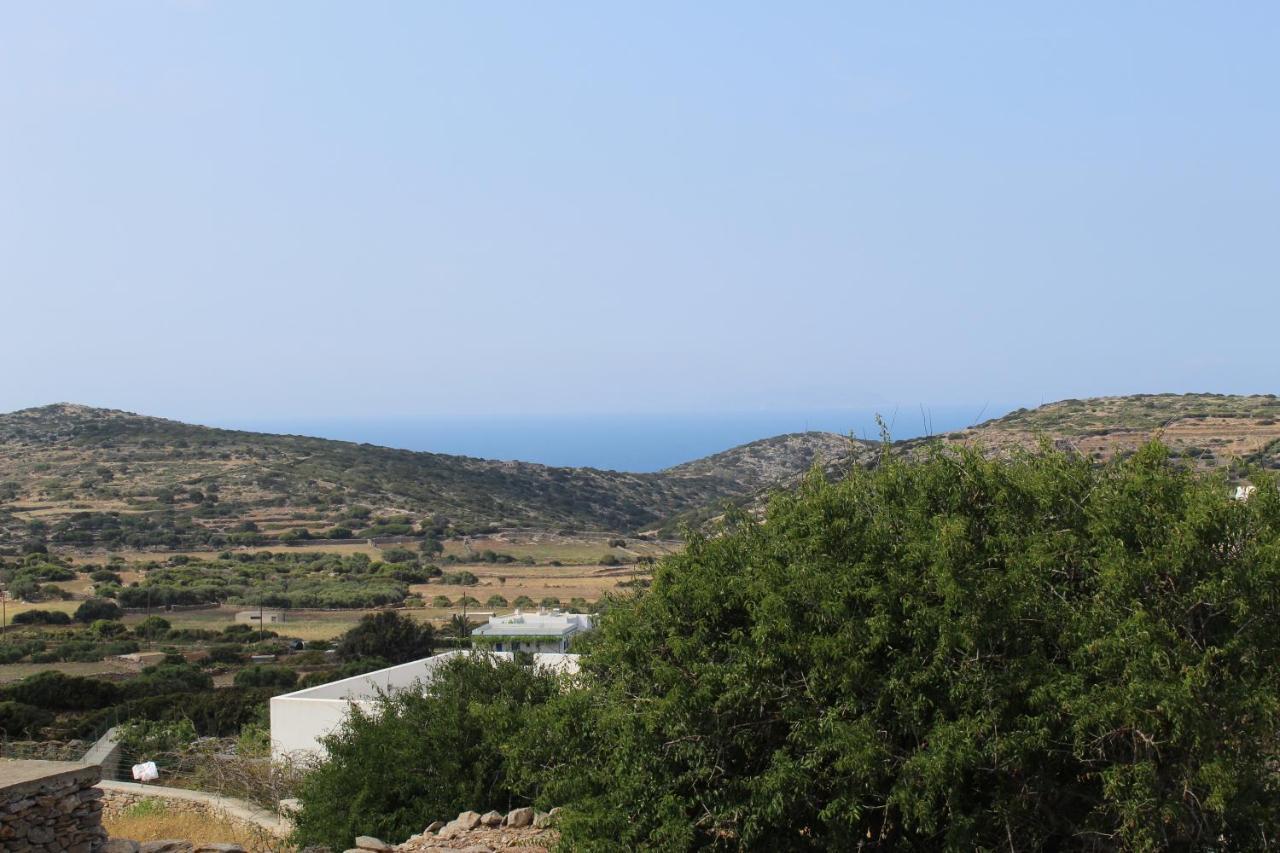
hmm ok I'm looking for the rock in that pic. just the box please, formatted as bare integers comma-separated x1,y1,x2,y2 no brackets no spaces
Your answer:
458,846,494,853
424,820,445,833
354,837,390,851
453,810,482,831
480,810,503,827
532,810,552,829
141,842,194,853
195,845,247,852
103,844,141,853
505,806,534,828
27,825,55,844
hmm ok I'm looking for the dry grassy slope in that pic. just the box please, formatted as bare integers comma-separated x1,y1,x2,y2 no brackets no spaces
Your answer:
923,393,1280,473
0,404,838,545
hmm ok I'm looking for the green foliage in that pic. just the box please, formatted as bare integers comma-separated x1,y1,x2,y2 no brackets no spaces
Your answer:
121,663,213,700
113,551,408,610
551,444,1280,850
73,598,122,623
233,665,298,691
205,644,243,664
134,615,172,639
335,611,433,665
291,655,561,850
117,717,197,759
11,609,71,625
297,658,388,689
91,619,127,638
0,701,52,738
1,671,120,711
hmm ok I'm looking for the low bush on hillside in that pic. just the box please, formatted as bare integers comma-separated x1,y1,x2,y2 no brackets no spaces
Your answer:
12,609,71,625
233,665,298,691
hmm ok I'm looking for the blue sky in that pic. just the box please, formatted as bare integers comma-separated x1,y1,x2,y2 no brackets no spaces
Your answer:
2,3,1278,422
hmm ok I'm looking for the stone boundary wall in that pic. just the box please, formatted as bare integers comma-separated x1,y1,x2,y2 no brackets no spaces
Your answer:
99,780,292,839
0,740,92,762
0,759,106,852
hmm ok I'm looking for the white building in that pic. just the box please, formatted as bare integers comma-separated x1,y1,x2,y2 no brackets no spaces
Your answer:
235,609,286,625
470,610,595,654
269,650,579,760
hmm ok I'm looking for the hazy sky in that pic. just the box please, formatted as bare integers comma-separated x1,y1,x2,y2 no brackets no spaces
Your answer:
3,3,1277,421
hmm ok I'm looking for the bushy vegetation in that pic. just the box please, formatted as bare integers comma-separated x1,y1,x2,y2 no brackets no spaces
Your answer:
113,551,410,610
335,611,434,665
291,655,560,849
293,443,1280,850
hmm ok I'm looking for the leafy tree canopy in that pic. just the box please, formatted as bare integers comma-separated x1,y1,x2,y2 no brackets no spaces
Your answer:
552,443,1280,851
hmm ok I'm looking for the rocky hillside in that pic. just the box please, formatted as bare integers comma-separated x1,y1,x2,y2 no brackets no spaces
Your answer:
664,430,877,490
2,395,1277,550
930,393,1280,473
0,404,758,548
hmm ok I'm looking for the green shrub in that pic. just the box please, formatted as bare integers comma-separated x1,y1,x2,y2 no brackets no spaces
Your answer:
0,701,52,737
233,665,298,691
297,658,388,689
73,598,122,623
291,655,560,850
335,611,433,665
11,609,71,626
1,671,120,711
134,615,172,639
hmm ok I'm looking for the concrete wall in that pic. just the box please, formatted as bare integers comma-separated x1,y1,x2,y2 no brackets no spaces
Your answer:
0,759,106,852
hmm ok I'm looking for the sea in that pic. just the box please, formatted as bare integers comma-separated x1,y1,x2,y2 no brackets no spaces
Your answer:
208,406,1007,474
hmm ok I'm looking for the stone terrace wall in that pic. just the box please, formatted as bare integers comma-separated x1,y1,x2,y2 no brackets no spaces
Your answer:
0,758,106,852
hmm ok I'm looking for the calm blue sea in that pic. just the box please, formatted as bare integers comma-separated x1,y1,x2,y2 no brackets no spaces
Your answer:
209,406,1006,473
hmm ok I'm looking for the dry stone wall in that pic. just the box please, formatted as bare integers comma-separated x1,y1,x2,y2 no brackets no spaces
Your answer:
0,759,107,853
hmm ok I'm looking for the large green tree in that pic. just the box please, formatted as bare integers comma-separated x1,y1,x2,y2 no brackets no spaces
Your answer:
335,611,434,665
551,443,1280,850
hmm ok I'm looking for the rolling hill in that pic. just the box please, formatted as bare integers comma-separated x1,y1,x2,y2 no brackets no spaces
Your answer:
2,394,1277,551
0,404,853,549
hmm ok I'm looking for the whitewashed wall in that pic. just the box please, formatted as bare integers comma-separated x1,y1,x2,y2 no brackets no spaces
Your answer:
269,651,579,760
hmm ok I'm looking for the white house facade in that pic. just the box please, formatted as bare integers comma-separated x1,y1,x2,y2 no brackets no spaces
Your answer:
470,610,595,654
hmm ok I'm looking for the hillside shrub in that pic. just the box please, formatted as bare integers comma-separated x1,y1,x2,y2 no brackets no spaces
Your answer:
234,665,298,691
1,671,120,711
335,612,433,665
11,609,71,626
0,701,52,738
74,598,121,623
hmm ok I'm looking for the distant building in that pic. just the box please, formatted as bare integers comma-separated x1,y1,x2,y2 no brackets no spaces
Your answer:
116,651,168,666
235,610,286,625
470,610,595,654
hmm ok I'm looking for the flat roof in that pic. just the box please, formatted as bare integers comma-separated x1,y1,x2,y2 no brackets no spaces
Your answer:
274,650,580,703
472,623,579,637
